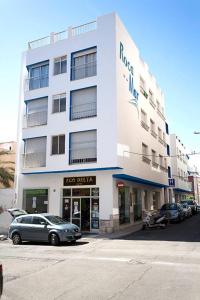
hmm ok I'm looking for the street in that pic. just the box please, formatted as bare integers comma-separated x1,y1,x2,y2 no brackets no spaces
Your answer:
1,215,200,300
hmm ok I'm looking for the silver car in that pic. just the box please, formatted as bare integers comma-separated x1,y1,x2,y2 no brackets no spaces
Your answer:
8,214,81,246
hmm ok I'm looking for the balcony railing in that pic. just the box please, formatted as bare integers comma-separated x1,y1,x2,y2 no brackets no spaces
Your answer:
152,161,159,168
151,130,157,138
71,21,97,37
23,111,48,128
140,86,148,99
26,75,49,91
71,61,97,80
157,109,165,121
70,101,97,120
22,152,46,168
142,155,151,164
69,145,97,164
149,98,156,109
160,165,168,172
28,21,97,50
141,120,149,131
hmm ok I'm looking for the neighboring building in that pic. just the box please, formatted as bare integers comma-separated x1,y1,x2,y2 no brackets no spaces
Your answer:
188,167,200,204
170,134,191,202
0,141,16,209
0,141,16,189
16,13,170,233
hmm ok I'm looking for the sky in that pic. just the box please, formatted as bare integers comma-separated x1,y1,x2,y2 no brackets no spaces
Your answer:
0,0,199,169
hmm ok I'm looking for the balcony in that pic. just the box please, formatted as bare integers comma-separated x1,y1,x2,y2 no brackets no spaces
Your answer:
69,145,97,165
23,111,48,128
140,86,148,99
26,75,49,91
149,98,156,109
28,21,97,50
160,165,168,172
71,61,97,81
157,109,165,121
141,120,149,132
22,152,46,168
151,130,157,139
70,101,97,120
142,155,151,164
152,161,159,168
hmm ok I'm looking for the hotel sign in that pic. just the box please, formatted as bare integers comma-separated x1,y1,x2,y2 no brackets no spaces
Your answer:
63,176,96,186
120,42,139,104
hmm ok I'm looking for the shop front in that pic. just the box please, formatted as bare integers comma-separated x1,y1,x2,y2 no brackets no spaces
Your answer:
62,176,99,232
23,189,48,213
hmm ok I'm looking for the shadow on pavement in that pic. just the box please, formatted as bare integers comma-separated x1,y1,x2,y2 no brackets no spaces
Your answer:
121,214,200,243
22,241,89,247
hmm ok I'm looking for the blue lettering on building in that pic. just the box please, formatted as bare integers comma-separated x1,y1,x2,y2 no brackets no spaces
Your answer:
120,42,139,103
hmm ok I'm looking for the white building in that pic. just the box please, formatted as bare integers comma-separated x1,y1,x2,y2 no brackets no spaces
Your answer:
16,13,170,233
170,134,191,202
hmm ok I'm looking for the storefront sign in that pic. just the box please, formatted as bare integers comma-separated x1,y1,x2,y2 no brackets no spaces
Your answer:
117,181,125,188
120,42,139,104
63,176,96,186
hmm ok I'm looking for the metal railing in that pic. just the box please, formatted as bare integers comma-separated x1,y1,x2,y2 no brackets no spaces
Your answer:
71,61,97,80
149,97,156,109
142,155,151,164
71,21,97,37
23,111,48,128
141,120,149,131
28,20,96,50
54,30,68,42
22,152,46,168
26,75,49,91
28,36,50,50
69,144,97,164
70,101,97,120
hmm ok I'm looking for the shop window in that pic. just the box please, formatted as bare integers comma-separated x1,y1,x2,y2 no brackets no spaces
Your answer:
23,189,48,213
119,187,130,224
133,189,142,221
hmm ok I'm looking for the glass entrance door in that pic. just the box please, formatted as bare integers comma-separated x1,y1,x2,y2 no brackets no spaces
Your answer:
81,198,90,231
72,198,81,227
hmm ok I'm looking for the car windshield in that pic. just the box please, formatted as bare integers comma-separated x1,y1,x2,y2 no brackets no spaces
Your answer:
161,203,177,210
45,215,68,225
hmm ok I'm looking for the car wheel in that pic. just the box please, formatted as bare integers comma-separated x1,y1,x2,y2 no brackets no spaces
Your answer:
12,233,22,245
50,233,60,246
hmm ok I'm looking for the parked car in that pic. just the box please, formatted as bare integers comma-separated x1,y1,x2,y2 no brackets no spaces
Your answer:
0,263,3,297
9,214,81,246
180,203,192,218
180,200,197,215
160,203,184,222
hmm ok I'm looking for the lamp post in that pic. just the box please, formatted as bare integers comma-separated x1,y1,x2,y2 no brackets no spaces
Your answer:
194,131,200,134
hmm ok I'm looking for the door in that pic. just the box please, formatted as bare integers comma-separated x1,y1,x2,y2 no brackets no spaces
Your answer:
31,216,49,241
81,198,90,231
72,198,81,228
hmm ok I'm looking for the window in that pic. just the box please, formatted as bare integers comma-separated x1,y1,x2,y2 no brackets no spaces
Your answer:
168,166,171,178
167,144,170,156
52,93,66,113
69,130,97,164
28,61,49,90
26,97,48,127
142,143,150,164
158,127,162,140
52,135,65,155
141,110,147,124
23,189,48,214
159,155,163,166
32,216,45,225
71,47,97,80
163,132,166,143
140,77,148,98
54,56,67,75
23,137,47,168
21,216,32,224
70,86,97,120
156,100,160,111
149,90,156,108
165,122,169,134
151,150,156,164
119,187,130,224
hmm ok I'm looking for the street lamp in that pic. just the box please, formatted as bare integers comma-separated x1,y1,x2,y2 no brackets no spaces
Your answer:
194,131,200,134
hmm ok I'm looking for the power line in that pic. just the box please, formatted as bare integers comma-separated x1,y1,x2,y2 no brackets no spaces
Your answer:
123,150,200,159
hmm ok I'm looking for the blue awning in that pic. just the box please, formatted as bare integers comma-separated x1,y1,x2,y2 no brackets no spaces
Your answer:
113,174,168,188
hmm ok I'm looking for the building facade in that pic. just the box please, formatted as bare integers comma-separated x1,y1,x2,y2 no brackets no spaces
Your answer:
170,134,191,202
16,13,170,233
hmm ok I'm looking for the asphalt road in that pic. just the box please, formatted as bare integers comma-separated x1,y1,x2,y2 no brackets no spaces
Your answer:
1,214,200,300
